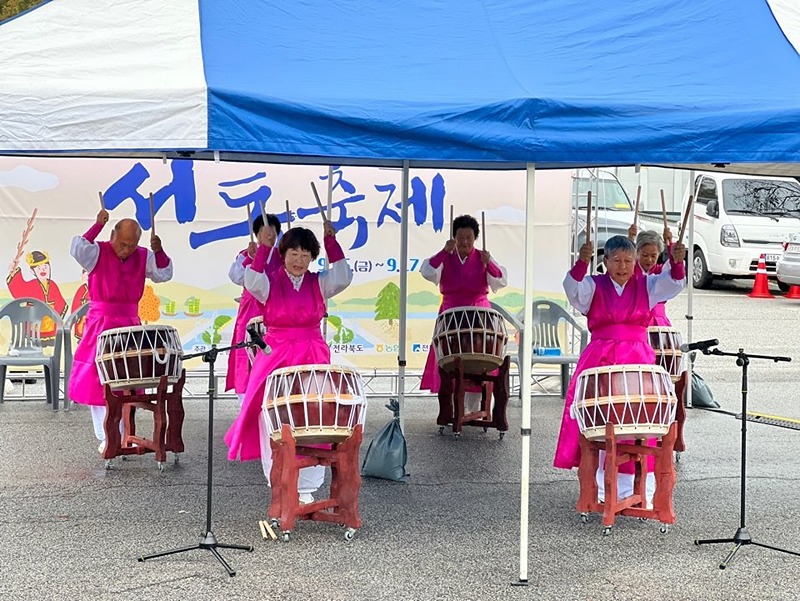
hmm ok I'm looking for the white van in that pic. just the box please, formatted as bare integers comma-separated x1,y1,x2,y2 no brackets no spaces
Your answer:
688,172,800,290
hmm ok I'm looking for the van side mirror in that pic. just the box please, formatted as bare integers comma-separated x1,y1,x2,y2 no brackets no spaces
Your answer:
706,200,719,218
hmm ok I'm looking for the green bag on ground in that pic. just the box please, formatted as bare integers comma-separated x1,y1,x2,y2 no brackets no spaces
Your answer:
360,399,409,482
690,371,720,408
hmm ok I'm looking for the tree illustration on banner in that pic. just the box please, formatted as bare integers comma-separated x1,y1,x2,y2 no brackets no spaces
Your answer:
202,315,233,346
327,314,354,344
138,285,161,324
374,282,400,327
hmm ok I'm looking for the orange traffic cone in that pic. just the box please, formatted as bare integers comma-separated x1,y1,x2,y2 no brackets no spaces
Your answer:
786,285,800,299
748,254,774,298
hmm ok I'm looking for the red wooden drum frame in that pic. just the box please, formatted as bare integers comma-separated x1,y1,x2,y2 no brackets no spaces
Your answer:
647,326,684,382
95,325,183,390
571,364,678,441
263,364,367,445
432,306,508,375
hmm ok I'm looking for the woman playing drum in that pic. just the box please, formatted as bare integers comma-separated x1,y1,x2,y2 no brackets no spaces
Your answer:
555,235,686,504
225,213,283,403
630,224,675,327
419,214,507,412
224,222,353,504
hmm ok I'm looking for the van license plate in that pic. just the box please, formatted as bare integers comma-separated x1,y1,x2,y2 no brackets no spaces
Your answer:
788,244,800,253
765,254,781,262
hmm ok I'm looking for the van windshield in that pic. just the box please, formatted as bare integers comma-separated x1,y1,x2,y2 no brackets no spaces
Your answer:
575,179,632,211
722,179,800,216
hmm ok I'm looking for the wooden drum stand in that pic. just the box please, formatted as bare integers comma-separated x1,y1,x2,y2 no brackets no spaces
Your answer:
263,424,364,542
436,355,511,439
101,372,186,471
576,372,688,534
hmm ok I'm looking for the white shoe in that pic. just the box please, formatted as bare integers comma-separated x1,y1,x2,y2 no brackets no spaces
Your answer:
98,441,106,454
298,493,314,505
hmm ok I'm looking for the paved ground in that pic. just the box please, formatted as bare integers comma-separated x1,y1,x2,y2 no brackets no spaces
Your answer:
1,280,799,601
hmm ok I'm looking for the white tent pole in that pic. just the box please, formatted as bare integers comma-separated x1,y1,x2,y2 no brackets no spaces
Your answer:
685,171,699,407
516,163,536,585
397,160,410,433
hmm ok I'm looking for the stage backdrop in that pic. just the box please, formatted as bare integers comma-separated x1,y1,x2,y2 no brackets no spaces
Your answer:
0,157,571,371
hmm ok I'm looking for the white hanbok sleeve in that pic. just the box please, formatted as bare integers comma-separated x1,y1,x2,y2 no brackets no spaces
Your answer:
146,251,173,283
228,253,247,286
563,271,596,315
244,267,271,304
319,259,354,299
646,264,686,308
69,235,100,273
420,258,443,285
487,260,508,293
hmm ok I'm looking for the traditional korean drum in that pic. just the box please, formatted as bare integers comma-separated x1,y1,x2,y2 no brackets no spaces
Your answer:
245,315,266,365
647,326,685,382
263,364,367,444
432,306,508,374
95,325,183,390
571,364,678,441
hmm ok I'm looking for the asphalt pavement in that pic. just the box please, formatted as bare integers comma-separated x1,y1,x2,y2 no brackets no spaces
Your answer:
1,280,799,601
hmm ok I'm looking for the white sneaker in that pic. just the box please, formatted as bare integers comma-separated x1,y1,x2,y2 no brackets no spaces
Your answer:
298,493,314,505
98,441,106,454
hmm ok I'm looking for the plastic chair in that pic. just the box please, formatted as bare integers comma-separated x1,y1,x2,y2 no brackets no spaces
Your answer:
490,300,588,398
0,297,63,410
61,301,90,408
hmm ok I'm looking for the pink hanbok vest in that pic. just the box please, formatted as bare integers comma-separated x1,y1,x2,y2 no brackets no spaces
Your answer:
68,243,147,406
420,249,493,392
635,262,671,327
225,247,282,394
225,268,330,461
553,272,656,472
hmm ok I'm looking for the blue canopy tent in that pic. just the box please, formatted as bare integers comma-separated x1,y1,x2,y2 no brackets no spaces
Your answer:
1,0,800,584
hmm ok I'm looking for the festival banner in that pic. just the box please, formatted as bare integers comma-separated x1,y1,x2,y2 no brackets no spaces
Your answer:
0,157,572,372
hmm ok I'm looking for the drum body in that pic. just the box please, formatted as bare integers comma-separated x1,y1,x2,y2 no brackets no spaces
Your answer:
432,306,508,374
571,364,677,441
263,364,367,444
647,326,684,381
95,325,183,390
245,316,266,365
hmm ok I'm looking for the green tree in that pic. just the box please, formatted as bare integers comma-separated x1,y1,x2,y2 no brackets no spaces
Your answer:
374,282,400,326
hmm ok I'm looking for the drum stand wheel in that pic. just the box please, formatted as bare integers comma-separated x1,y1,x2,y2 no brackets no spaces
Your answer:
344,527,357,541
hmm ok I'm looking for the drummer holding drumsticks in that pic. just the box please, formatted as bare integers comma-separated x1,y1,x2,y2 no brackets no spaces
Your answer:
555,235,686,505
419,214,508,413
224,220,353,505
69,206,173,453
226,213,283,404
629,221,676,327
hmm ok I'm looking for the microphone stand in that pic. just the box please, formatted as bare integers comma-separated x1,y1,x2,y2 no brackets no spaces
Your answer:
693,346,799,569
139,338,265,577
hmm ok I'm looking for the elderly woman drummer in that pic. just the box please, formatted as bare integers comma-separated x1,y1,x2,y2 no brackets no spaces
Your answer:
419,214,508,412
554,235,686,505
225,221,353,505
629,223,676,327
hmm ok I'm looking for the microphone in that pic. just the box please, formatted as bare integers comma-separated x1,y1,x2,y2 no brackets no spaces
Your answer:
680,338,719,353
246,325,271,355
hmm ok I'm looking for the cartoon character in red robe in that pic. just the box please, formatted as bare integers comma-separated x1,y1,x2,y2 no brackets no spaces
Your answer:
6,250,68,342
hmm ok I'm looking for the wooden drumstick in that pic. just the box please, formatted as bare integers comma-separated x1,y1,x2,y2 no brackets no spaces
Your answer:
98,191,105,211
259,198,268,232
660,189,668,230
677,195,694,245
449,205,454,239
585,190,592,246
633,185,641,223
262,519,277,540
285,200,291,229
245,202,254,243
481,211,486,252
310,181,327,220
149,192,156,237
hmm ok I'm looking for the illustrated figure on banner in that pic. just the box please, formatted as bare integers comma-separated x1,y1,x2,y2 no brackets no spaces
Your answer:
6,209,68,343
69,269,90,339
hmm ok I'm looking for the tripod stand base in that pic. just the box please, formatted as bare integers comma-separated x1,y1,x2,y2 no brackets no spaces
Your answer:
138,531,254,577
695,527,800,569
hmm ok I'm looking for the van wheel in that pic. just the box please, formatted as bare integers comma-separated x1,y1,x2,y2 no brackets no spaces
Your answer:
693,249,713,289
778,281,790,293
